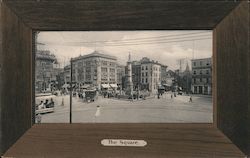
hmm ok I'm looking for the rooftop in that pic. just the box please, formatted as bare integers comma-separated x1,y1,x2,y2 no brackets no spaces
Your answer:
36,50,56,61
191,57,212,61
72,51,117,61
140,57,165,66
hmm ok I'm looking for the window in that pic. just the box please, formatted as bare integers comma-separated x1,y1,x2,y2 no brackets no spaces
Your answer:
110,62,116,67
110,68,115,73
200,70,202,74
206,78,209,83
200,78,202,82
193,71,196,75
145,66,148,70
141,66,144,70
102,61,108,66
78,62,82,67
200,61,202,66
142,78,144,83
145,72,148,76
193,62,196,66
101,67,107,72
206,70,209,74
86,61,91,65
145,78,148,83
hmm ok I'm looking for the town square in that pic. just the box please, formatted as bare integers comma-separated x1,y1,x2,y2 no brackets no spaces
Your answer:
35,31,213,123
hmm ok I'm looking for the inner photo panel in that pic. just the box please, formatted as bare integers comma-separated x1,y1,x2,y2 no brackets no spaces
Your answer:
35,31,213,123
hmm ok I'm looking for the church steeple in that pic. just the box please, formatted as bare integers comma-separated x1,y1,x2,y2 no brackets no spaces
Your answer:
128,52,131,62
185,63,190,72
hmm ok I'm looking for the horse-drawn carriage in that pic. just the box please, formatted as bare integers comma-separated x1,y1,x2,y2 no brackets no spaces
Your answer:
85,89,98,102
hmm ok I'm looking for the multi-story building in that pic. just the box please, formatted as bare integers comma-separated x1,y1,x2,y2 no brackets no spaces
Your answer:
160,65,168,84
35,50,56,92
131,61,141,90
71,51,117,90
117,64,126,89
191,57,212,95
63,65,71,84
162,70,175,91
140,57,162,94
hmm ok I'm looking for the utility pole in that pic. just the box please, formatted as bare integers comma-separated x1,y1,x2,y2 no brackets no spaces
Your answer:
192,40,195,59
70,58,72,123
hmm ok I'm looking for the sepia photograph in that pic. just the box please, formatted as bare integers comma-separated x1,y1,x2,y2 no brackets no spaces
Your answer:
35,31,213,123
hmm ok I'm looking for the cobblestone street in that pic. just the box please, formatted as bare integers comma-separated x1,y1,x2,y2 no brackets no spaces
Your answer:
40,93,212,123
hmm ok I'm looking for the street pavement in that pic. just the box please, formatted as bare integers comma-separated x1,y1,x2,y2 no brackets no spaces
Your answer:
39,93,213,123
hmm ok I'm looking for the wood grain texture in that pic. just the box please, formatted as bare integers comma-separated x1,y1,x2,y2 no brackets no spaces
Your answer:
0,2,33,155
248,2,250,155
3,0,239,31
3,124,246,158
214,1,249,155
0,2,3,155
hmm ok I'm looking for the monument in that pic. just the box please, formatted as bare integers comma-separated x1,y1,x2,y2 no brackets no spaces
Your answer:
126,53,133,96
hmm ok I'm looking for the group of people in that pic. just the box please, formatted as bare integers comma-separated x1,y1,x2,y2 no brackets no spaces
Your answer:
37,98,54,110
158,92,193,102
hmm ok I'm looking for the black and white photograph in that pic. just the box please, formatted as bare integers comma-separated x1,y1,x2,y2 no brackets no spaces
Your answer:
35,31,213,123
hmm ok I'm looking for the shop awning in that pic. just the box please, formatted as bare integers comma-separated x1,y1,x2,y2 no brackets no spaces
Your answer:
81,85,90,89
62,84,69,88
101,84,110,88
162,84,171,87
109,84,118,88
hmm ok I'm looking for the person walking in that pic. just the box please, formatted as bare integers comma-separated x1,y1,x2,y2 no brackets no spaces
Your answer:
189,96,193,102
61,98,64,106
36,113,42,124
94,105,101,122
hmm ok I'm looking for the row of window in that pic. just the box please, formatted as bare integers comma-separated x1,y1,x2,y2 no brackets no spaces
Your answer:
142,72,160,77
141,66,148,71
141,78,148,84
193,61,210,67
142,72,148,77
101,67,116,73
102,61,116,67
193,69,210,75
193,78,210,83
74,60,116,67
141,66,160,71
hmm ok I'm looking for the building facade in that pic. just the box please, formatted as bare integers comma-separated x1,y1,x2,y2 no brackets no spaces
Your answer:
191,57,212,95
71,51,117,90
35,50,56,92
140,57,162,94
63,65,71,84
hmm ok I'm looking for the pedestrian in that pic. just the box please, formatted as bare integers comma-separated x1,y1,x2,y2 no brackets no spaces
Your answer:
95,105,101,117
189,96,193,102
61,98,64,106
36,113,42,124
171,94,173,99
94,105,101,123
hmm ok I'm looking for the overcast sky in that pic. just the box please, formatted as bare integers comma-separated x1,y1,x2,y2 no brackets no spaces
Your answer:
37,31,212,70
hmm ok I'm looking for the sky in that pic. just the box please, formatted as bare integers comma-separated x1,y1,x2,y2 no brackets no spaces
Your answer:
37,31,212,70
